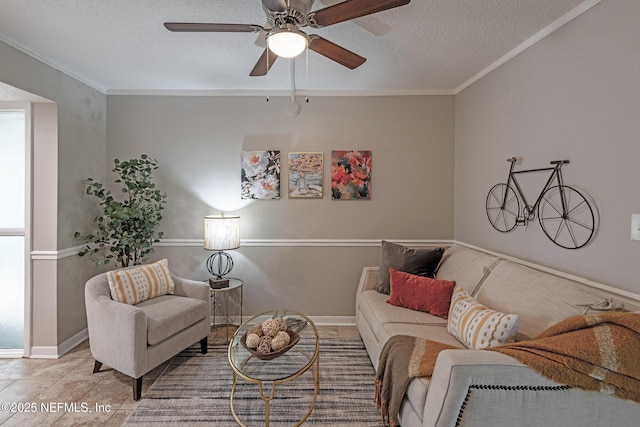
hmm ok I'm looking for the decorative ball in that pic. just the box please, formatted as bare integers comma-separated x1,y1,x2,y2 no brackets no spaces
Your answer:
248,324,263,337
259,335,272,345
273,316,287,332
271,330,291,351
261,318,280,338
257,336,272,354
245,333,261,349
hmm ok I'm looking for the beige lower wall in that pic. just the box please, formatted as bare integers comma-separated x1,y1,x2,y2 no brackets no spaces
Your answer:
30,259,57,348
56,255,100,345
151,244,383,317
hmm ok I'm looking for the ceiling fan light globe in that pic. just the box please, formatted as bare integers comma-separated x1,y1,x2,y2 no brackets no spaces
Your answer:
267,29,308,58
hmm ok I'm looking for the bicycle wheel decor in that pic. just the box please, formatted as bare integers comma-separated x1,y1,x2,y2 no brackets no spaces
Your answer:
486,183,520,233
538,185,596,249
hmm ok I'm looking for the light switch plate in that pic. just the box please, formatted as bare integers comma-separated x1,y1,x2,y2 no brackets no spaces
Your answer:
631,214,640,241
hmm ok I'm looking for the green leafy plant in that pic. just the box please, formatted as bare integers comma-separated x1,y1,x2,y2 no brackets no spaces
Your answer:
76,154,167,267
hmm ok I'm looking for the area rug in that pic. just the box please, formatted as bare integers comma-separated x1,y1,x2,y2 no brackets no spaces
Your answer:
124,338,381,426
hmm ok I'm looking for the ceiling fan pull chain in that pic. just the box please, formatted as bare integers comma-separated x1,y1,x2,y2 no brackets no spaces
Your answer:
290,57,296,103
305,44,309,103
266,48,270,102
286,59,301,117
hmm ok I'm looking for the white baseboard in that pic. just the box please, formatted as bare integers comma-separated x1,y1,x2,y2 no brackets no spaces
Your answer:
0,349,25,358
308,316,356,326
29,346,59,359
29,328,88,359
58,328,89,356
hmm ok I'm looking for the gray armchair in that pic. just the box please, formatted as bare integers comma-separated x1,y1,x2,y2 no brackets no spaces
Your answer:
85,267,210,400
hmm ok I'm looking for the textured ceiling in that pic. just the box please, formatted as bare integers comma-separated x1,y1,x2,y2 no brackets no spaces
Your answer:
0,0,597,95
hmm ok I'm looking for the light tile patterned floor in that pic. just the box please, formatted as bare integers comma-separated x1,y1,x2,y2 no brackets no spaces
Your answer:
0,326,360,426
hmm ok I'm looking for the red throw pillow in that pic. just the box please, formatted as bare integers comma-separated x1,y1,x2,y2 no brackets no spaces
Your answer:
387,268,455,319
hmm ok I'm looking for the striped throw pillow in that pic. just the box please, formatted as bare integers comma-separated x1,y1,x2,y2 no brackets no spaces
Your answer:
447,286,519,349
107,259,175,305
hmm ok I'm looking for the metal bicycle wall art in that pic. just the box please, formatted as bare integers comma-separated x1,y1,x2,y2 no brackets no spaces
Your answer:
486,157,598,249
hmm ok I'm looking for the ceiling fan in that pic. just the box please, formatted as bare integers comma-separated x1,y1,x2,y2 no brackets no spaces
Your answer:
164,0,411,77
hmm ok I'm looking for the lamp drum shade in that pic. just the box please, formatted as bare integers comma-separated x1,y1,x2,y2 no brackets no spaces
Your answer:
204,215,240,251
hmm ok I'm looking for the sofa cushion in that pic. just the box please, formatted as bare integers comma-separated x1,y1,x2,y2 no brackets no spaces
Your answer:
387,268,455,318
107,259,175,305
359,289,447,339
376,241,444,294
447,287,519,349
136,295,208,346
435,246,500,296
474,260,606,340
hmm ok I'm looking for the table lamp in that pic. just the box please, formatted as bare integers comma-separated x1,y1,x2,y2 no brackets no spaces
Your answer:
204,214,240,288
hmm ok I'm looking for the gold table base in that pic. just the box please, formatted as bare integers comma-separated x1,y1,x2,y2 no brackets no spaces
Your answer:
229,346,320,427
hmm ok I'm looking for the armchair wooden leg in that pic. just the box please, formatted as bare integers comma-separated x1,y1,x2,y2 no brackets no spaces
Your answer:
92,360,103,373
133,376,143,401
200,337,208,354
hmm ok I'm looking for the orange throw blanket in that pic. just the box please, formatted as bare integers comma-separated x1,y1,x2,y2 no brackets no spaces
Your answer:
374,313,640,427
489,312,640,403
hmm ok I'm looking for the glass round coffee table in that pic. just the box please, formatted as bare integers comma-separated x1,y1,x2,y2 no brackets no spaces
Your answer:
227,309,319,426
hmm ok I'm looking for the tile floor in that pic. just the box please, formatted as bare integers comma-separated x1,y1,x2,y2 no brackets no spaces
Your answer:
0,325,360,426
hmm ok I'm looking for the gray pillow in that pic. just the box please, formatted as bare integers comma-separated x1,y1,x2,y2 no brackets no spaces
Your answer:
375,241,445,294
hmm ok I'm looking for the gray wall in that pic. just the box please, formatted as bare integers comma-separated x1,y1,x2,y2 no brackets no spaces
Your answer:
0,40,107,348
106,94,455,316
454,0,640,294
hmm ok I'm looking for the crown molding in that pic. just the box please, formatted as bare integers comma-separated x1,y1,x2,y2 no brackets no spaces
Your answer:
105,89,455,97
0,36,107,94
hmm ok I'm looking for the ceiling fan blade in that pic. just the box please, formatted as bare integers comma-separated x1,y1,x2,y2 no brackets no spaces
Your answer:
309,36,366,69
309,0,411,28
164,23,263,33
262,0,288,12
250,48,279,76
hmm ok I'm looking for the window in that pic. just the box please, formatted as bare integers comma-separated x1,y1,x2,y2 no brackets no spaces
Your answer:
0,110,26,350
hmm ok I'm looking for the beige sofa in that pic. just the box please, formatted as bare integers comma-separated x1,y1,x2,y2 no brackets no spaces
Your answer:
356,245,640,426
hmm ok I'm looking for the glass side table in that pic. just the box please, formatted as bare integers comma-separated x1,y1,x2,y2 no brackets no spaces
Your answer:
210,278,243,344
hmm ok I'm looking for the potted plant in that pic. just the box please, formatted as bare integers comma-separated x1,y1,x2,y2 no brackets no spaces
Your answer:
76,154,167,267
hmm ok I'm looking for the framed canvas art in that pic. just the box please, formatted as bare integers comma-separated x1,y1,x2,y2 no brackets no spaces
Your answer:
288,152,323,198
241,150,281,200
331,150,371,200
